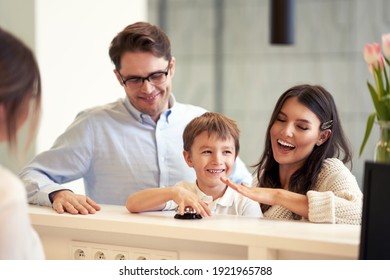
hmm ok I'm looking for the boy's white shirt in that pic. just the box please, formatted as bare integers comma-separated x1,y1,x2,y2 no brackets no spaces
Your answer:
163,181,263,217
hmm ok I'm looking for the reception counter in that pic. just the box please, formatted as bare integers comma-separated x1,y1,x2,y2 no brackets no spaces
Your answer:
29,204,360,260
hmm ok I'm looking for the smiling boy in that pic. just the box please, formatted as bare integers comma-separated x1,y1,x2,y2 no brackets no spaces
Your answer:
126,112,262,218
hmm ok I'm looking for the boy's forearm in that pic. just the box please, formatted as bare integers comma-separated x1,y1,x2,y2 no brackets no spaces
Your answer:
126,187,175,213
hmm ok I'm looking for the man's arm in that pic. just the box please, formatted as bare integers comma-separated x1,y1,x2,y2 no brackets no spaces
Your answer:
19,111,98,214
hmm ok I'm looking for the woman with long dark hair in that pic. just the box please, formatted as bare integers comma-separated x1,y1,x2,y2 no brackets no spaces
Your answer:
222,84,362,224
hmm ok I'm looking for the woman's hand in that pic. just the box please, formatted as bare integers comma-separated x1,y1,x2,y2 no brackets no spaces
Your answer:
220,177,277,205
220,177,309,218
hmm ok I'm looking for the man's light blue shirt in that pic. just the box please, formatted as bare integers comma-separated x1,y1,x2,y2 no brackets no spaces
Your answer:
19,95,252,206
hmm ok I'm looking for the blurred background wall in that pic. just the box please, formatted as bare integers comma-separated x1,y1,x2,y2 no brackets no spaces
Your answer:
147,0,390,188
1,0,390,189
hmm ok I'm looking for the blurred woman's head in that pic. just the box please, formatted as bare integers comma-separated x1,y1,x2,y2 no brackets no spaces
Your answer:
0,28,41,149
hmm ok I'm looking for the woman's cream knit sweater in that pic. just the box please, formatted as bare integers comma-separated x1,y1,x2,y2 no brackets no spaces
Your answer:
263,158,363,225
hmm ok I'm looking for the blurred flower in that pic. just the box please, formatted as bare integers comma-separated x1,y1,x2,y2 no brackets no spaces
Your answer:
360,33,390,157
382,34,390,58
364,43,381,65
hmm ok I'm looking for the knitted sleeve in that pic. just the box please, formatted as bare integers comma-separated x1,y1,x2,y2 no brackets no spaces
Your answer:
307,158,363,225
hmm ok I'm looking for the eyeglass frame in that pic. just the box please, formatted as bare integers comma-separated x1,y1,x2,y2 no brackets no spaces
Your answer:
117,59,171,89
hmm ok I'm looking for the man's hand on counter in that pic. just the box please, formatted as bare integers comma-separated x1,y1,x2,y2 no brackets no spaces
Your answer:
50,190,101,215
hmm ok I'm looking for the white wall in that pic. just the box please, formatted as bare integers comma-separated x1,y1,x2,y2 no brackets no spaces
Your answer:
35,0,147,192
35,0,147,152
0,0,147,192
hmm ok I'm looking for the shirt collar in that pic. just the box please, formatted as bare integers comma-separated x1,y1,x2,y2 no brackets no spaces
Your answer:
216,187,235,206
207,187,235,210
194,183,234,207
123,94,176,124
193,184,214,204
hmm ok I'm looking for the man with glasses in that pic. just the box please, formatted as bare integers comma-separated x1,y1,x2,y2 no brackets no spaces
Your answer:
19,22,252,215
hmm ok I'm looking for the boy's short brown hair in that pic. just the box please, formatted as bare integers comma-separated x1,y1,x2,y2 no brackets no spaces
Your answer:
183,112,240,155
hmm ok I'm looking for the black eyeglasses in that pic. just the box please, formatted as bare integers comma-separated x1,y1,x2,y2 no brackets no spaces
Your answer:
119,59,171,89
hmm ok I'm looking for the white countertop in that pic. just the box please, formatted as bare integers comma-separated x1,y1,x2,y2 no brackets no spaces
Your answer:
29,204,361,259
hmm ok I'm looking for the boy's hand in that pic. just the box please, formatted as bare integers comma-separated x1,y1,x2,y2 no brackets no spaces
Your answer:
173,187,212,217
